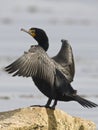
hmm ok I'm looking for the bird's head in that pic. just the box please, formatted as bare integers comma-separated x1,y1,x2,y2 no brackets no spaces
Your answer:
21,28,49,51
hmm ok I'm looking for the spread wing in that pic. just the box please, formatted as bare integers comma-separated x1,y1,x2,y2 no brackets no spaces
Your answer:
5,46,56,86
52,40,75,82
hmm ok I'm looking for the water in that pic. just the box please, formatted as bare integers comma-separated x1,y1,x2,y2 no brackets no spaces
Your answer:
0,0,98,128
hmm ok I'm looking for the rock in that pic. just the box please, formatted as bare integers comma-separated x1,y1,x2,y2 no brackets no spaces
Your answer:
0,106,96,130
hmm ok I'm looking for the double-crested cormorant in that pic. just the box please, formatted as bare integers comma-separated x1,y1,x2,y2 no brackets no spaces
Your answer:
5,28,98,109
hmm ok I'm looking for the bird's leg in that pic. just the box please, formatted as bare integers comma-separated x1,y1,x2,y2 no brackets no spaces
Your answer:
45,98,52,108
51,100,57,109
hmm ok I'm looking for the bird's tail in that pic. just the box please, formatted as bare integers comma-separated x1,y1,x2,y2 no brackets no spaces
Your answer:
72,95,98,108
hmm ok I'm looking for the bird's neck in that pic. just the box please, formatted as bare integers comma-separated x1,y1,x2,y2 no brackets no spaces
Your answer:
38,41,49,51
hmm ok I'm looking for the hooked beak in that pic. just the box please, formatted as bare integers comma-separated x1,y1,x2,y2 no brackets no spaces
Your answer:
21,28,36,37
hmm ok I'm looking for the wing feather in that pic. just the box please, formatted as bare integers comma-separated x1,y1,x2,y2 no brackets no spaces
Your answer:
52,39,75,82
5,46,55,86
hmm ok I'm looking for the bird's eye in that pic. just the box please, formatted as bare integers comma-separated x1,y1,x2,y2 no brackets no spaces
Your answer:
30,29,35,33
29,29,36,37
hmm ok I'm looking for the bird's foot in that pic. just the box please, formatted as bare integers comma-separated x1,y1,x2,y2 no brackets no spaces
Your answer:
30,104,55,110
50,105,56,110
30,105,44,108
45,105,55,110
45,103,56,110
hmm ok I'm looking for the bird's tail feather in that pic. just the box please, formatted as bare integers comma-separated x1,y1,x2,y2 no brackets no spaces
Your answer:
72,95,98,108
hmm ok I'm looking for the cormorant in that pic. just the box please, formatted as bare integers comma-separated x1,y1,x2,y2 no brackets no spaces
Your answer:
5,28,98,109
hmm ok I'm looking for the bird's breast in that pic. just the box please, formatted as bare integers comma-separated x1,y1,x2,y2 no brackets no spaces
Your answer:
32,77,56,99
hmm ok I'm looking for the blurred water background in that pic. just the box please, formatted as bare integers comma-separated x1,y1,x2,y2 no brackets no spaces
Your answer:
0,0,98,128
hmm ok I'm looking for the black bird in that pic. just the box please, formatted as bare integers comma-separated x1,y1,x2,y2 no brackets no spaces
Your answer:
5,28,98,109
